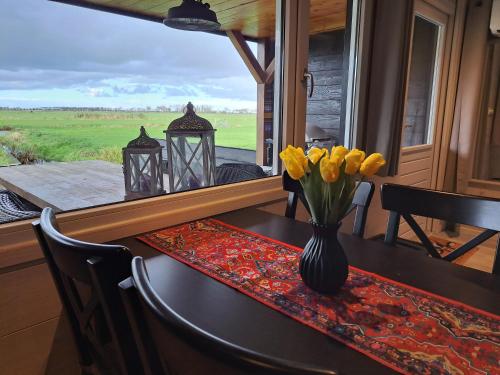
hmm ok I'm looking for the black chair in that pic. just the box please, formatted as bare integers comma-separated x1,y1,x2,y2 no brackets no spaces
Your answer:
32,207,142,375
216,163,268,185
283,171,375,238
381,183,500,275
119,256,337,375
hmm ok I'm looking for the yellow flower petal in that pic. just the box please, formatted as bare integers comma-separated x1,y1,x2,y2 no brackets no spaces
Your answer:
320,157,340,183
331,146,349,164
307,147,327,165
344,149,366,175
280,145,307,180
360,153,386,177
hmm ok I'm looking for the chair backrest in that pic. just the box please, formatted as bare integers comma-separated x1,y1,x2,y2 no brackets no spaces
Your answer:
282,171,375,238
381,183,500,274
119,256,337,375
32,207,141,374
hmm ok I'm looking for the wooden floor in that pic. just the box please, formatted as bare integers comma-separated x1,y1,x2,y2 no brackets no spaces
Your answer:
0,160,126,212
0,145,264,214
433,226,497,273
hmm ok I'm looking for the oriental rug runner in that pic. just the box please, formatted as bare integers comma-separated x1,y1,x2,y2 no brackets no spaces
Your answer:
138,219,500,375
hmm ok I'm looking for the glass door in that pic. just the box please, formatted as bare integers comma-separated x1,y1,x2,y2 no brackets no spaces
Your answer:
402,15,444,148
300,0,360,150
397,0,449,237
398,0,448,194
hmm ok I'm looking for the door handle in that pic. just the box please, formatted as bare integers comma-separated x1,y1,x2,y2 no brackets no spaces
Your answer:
303,69,314,98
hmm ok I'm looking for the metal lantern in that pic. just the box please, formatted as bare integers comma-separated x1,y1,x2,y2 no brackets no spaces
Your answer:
123,126,165,200
165,102,216,192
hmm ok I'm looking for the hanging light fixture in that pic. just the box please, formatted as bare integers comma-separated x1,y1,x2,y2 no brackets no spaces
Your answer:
163,0,220,32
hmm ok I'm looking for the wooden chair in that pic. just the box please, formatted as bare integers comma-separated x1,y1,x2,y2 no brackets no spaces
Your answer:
32,207,142,375
119,256,337,375
283,171,375,238
381,183,500,275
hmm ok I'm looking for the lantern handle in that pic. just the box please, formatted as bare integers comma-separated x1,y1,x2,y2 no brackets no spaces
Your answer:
184,102,196,114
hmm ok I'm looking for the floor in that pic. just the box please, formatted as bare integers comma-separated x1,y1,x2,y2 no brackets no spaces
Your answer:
433,226,497,273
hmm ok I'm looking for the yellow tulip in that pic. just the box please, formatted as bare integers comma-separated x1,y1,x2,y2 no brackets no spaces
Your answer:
288,145,308,170
344,149,366,175
307,147,327,165
279,145,307,180
331,146,349,164
360,153,386,177
320,157,340,183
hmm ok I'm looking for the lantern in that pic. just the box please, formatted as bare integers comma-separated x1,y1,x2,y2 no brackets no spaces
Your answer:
123,126,165,200
165,102,216,192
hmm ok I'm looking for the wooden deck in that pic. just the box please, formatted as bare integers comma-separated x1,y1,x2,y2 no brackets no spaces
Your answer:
0,160,128,212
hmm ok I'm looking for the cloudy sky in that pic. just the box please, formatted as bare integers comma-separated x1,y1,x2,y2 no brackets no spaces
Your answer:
0,0,257,110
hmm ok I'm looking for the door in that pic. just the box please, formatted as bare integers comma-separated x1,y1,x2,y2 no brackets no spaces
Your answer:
397,0,450,237
399,1,448,190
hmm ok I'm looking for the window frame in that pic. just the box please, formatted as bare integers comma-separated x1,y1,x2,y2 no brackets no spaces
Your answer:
0,0,301,266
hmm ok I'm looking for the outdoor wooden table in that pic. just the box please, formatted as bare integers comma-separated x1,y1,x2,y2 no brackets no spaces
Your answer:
0,160,125,211
115,207,500,375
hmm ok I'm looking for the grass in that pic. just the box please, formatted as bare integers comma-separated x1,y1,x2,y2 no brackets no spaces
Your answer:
0,110,256,166
0,148,16,165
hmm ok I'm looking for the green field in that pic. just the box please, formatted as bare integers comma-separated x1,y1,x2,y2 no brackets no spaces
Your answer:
0,110,256,166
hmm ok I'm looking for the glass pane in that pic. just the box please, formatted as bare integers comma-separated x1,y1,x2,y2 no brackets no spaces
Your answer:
402,16,440,147
0,0,282,224
304,1,354,151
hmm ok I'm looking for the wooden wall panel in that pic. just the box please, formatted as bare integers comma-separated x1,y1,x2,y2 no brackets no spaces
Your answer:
0,318,59,375
306,30,346,143
0,263,61,337
0,317,79,375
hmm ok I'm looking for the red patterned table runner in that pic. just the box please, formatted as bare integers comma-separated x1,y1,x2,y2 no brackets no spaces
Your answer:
138,219,500,375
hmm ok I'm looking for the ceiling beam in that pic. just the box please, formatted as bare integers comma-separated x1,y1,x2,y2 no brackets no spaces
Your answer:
227,30,266,84
49,0,165,23
265,57,275,84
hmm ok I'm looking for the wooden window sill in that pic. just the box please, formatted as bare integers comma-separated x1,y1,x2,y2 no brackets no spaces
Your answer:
0,176,286,269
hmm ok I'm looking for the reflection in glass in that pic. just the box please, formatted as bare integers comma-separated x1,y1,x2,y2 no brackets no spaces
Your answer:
403,16,440,147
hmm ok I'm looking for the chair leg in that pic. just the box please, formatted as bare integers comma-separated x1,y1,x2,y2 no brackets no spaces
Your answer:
384,211,400,245
493,240,500,275
285,193,298,219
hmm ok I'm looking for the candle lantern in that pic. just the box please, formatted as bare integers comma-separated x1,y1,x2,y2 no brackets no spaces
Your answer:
165,102,216,192
123,126,165,199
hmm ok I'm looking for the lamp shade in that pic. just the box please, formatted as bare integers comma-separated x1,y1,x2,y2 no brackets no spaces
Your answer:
163,0,220,32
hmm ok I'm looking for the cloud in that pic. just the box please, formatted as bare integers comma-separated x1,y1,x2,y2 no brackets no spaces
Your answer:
0,0,259,109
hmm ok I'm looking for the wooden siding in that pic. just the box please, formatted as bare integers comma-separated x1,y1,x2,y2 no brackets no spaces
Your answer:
306,30,345,143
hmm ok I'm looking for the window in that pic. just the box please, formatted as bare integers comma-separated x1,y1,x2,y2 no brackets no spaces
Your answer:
0,0,280,224
402,15,442,147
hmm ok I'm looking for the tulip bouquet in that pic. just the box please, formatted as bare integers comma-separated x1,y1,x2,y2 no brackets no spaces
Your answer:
280,145,386,226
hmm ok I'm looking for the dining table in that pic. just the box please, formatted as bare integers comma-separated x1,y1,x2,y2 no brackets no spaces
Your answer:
114,207,500,375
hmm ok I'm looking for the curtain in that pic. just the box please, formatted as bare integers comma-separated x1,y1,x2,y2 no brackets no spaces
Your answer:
443,0,492,193
362,0,414,176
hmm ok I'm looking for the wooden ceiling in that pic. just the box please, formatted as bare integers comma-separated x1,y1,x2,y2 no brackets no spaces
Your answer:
53,0,346,39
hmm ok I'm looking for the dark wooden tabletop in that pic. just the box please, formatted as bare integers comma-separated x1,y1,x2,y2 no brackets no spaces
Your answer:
114,207,500,375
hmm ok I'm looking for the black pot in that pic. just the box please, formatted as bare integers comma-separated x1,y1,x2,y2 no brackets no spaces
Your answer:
299,222,349,294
